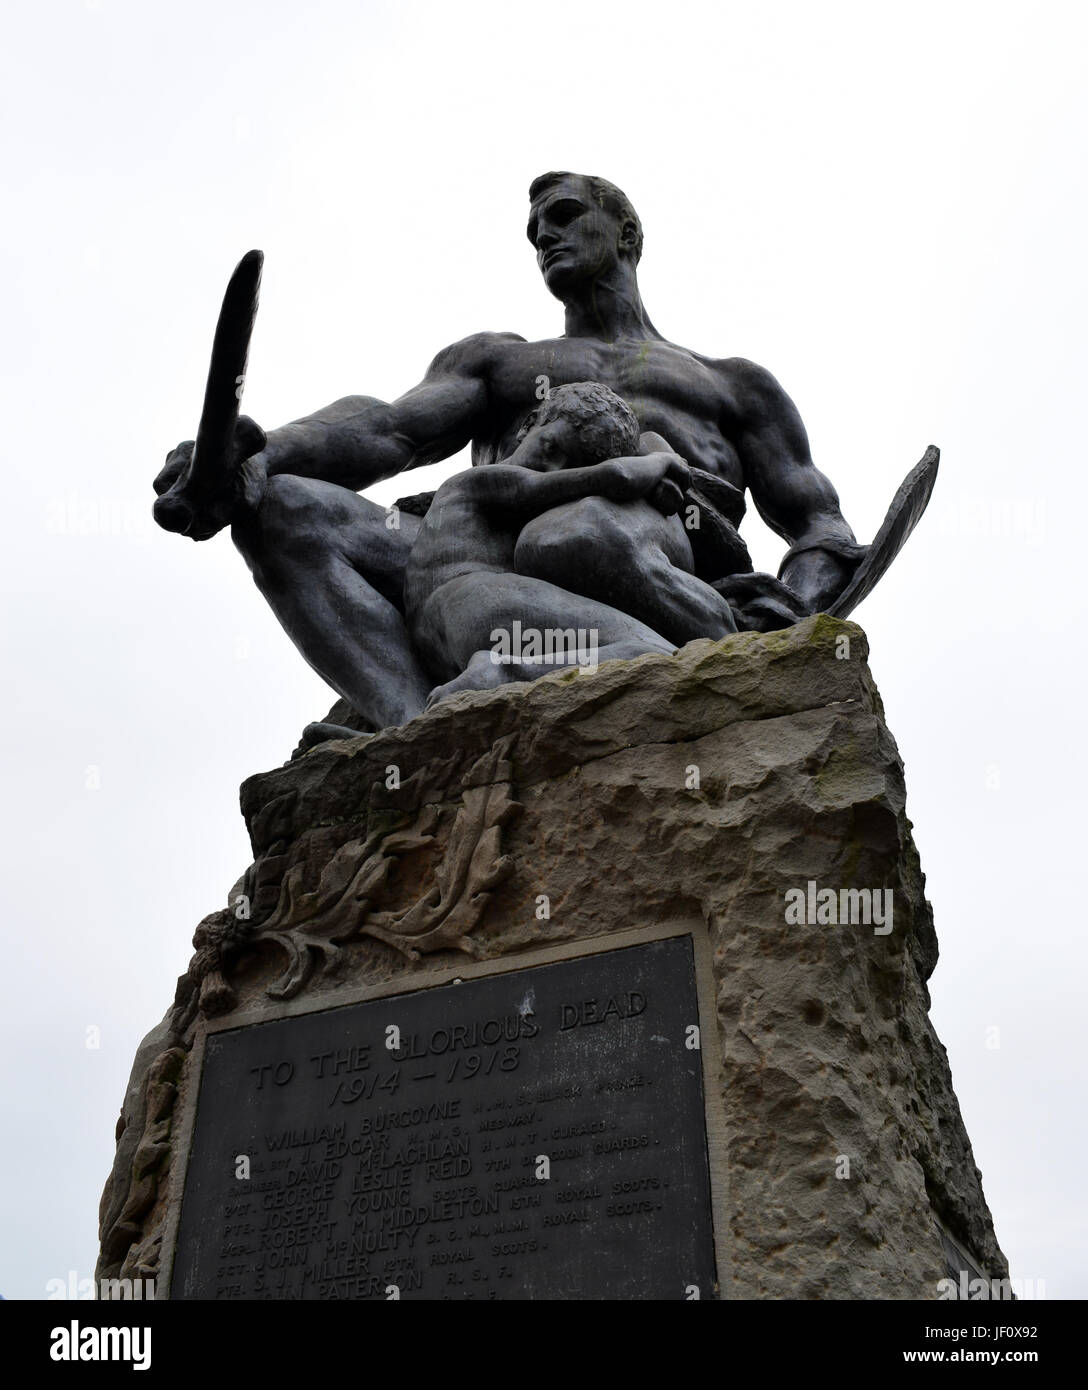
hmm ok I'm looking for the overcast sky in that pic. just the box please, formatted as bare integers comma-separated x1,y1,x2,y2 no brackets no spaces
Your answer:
2,0,1085,1300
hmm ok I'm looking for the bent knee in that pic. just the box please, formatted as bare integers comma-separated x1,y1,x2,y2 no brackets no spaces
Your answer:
257,475,390,561
257,476,327,548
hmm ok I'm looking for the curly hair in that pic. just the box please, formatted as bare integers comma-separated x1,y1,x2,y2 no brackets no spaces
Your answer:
516,381,641,465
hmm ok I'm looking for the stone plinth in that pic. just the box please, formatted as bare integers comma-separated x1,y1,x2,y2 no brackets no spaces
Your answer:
98,615,1008,1299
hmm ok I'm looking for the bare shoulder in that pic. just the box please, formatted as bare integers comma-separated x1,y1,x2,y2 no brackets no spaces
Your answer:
714,356,796,423
424,330,528,379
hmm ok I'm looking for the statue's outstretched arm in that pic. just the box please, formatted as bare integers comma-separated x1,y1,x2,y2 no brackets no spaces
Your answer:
258,331,523,491
154,331,523,533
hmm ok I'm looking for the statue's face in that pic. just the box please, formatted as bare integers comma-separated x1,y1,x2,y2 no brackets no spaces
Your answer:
505,415,581,472
528,179,629,298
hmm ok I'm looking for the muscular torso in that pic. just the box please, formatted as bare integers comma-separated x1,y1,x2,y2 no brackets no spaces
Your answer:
474,335,745,485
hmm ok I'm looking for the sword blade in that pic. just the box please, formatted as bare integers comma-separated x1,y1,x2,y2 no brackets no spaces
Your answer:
187,248,264,496
827,446,940,620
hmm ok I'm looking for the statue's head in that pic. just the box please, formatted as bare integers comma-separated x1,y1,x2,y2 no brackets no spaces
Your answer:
510,381,641,471
527,172,643,300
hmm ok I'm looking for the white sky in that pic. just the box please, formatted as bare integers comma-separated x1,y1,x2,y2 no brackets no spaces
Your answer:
2,0,1085,1299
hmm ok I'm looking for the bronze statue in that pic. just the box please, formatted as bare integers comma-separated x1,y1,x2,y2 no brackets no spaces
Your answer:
152,172,935,732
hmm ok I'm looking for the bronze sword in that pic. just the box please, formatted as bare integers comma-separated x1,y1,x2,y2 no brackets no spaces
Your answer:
827,445,940,620
153,249,265,540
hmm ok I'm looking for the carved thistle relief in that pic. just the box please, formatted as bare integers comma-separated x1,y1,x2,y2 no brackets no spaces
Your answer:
171,735,522,1026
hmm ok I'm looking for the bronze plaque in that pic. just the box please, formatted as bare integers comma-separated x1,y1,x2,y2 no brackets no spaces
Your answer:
170,935,717,1300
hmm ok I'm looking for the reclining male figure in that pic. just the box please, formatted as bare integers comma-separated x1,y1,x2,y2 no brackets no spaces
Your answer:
405,382,738,704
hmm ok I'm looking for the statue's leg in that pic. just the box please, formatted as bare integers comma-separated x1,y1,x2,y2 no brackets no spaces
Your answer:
426,635,676,707
416,569,675,690
514,497,737,645
230,475,432,730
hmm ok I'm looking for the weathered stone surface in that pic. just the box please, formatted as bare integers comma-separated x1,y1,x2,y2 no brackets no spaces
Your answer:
98,615,1007,1298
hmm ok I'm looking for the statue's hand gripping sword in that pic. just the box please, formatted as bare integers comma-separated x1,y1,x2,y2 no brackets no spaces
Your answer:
153,249,265,541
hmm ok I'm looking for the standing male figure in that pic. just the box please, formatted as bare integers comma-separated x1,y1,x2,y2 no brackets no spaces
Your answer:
153,172,864,731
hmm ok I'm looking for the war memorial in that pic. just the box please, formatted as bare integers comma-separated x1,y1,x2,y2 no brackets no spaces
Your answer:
98,172,1008,1301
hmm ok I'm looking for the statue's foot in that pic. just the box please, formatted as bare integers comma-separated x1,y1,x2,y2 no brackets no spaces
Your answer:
290,721,374,761
712,572,809,633
152,416,266,542
425,651,508,709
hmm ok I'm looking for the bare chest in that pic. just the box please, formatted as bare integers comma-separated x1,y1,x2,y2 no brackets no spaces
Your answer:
481,338,744,483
